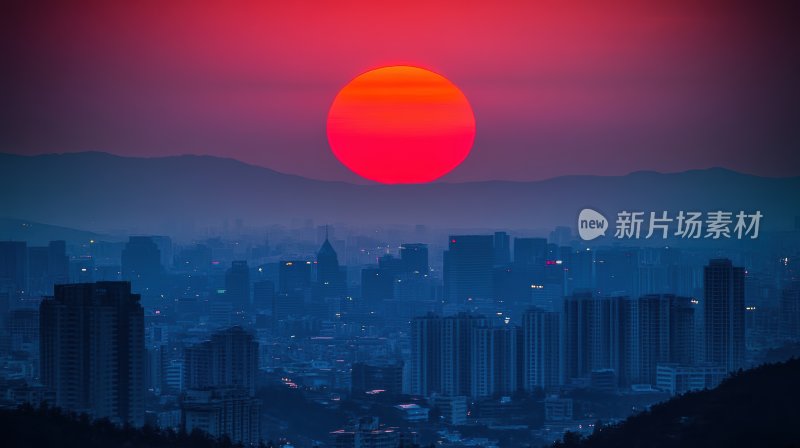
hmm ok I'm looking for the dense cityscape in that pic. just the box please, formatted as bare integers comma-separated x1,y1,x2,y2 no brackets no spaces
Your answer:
1,220,798,447
4,1,799,446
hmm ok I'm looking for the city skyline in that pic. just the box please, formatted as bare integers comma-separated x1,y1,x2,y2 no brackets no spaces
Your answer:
1,214,798,446
2,1,799,447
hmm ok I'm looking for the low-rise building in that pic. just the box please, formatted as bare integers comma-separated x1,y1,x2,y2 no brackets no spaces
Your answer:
656,363,726,395
181,388,260,446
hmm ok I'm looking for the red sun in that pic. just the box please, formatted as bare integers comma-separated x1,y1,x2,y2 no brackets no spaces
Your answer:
327,66,476,184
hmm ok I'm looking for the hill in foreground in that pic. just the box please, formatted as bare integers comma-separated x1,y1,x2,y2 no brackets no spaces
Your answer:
555,359,800,448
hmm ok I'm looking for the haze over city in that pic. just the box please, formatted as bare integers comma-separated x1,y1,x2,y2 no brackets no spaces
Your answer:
1,1,800,448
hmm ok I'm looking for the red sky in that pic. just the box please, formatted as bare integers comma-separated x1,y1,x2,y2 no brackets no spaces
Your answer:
2,0,798,182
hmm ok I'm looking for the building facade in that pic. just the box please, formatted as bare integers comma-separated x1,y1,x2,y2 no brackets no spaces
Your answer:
39,282,145,426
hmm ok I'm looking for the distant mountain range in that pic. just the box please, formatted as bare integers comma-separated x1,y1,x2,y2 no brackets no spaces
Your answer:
0,152,797,236
0,217,112,246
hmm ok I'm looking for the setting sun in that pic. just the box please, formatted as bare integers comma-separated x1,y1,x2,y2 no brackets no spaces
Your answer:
327,66,476,184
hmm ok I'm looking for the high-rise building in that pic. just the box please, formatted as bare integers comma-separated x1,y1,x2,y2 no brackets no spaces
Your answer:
121,236,162,292
361,268,394,304
514,237,547,282
566,248,594,293
176,244,212,272
513,238,546,272
26,246,49,295
0,241,28,295
562,292,636,386
400,243,429,274
470,325,518,398
395,243,434,304
444,236,494,303
638,294,671,385
315,235,346,299
149,236,173,270
410,314,442,397
493,232,511,266
703,259,745,372
225,260,251,311
410,313,486,397
378,254,404,278
252,280,275,312
616,296,639,387
0,292,9,333
8,308,39,355
668,295,696,365
780,282,800,341
440,313,487,397
272,291,305,320
181,388,261,446
549,226,572,246
184,326,259,396
164,359,185,394
562,292,592,383
39,282,145,426
595,248,639,297
278,260,312,293
522,308,561,391
27,240,69,297
492,264,530,304
611,294,696,386
508,238,549,306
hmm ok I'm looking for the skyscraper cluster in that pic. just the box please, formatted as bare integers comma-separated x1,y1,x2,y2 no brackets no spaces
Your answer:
0,224,782,447
412,252,746,398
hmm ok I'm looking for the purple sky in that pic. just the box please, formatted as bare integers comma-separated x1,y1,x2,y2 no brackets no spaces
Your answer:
1,0,798,183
